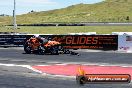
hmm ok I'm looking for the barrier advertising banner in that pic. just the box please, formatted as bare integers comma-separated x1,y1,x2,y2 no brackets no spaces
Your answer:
0,35,118,50
48,35,118,50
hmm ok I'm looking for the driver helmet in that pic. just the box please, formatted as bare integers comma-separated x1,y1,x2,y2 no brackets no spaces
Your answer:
33,34,40,38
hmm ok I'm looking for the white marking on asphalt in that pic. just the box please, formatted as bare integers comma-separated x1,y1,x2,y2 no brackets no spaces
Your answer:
37,65,51,66
42,73,75,79
25,66,43,74
0,63,42,74
31,62,132,68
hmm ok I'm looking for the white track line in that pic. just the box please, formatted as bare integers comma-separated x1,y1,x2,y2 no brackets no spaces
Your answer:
36,62,132,68
0,63,42,74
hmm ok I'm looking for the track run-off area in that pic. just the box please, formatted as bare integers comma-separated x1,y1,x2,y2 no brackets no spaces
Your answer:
0,47,132,88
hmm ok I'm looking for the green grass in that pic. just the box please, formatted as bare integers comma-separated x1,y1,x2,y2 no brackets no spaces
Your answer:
0,26,132,34
0,0,132,25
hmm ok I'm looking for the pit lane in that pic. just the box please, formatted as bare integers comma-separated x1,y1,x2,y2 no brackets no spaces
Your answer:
0,47,132,88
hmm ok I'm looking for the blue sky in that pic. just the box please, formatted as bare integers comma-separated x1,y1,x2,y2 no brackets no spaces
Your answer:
0,0,104,15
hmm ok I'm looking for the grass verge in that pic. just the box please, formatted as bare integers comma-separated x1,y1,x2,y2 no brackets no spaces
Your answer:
0,26,132,34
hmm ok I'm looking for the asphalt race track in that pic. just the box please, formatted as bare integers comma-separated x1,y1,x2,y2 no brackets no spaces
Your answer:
1,48,132,65
0,47,132,88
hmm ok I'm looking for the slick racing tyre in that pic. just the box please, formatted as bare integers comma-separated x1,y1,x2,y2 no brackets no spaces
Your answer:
51,46,59,55
38,46,45,55
24,43,31,54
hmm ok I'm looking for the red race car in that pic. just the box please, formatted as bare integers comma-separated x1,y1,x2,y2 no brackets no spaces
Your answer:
24,37,61,55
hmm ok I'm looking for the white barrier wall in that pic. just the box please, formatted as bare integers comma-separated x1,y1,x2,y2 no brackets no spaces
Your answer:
112,32,132,35
118,35,132,52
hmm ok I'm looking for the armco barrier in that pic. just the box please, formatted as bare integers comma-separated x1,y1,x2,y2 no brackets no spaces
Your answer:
0,35,118,50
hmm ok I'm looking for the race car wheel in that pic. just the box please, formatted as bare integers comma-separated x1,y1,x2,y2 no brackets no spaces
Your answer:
51,46,59,55
24,45,31,54
38,46,45,55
